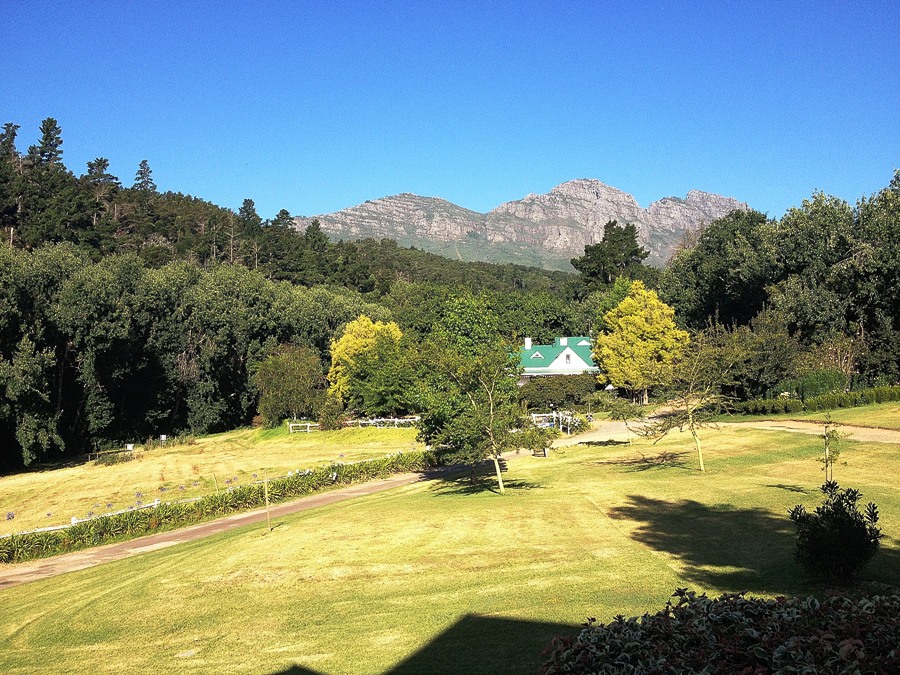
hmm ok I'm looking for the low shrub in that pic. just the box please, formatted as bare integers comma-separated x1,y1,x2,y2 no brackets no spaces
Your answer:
94,449,142,466
789,481,883,580
541,588,900,674
0,450,439,565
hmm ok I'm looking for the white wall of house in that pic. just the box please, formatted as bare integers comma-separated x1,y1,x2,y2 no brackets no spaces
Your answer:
546,347,592,373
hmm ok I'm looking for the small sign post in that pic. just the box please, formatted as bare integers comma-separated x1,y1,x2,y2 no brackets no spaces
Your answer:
264,469,272,532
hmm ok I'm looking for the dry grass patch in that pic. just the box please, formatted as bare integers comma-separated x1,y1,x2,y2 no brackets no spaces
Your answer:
0,426,420,535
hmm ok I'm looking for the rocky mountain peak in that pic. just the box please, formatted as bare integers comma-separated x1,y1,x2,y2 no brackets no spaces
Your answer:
295,180,747,270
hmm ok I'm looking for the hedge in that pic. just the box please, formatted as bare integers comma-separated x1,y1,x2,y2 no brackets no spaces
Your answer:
0,450,439,565
736,385,900,415
541,588,900,674
773,369,847,400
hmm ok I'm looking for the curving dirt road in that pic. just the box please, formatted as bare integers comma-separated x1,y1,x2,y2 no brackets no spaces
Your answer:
557,418,900,447
718,420,900,444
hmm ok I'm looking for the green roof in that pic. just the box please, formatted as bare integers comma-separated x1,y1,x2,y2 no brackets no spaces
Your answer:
519,337,597,373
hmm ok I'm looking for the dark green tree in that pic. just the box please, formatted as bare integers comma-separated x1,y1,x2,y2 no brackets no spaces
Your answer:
659,209,776,328
132,159,156,192
26,118,64,167
0,123,21,239
82,158,120,238
571,220,650,294
17,119,91,248
271,208,294,229
253,344,325,425
238,198,262,234
417,297,526,493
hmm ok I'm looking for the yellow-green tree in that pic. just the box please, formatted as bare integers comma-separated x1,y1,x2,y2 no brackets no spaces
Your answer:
327,315,402,403
593,280,689,404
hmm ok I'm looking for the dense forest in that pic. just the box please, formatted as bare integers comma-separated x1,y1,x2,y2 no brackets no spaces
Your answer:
1,118,898,470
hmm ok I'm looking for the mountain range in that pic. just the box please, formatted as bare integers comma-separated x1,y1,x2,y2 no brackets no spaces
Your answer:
293,179,748,270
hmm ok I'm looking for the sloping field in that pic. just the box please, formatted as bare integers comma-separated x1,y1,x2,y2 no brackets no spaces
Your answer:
0,426,421,536
1,426,898,674
731,401,900,430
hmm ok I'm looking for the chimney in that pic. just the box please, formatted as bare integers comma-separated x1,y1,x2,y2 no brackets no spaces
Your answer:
560,337,568,346
524,337,532,350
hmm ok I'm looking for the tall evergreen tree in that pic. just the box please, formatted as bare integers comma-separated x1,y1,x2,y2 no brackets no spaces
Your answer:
26,118,64,167
132,159,156,192
18,119,91,247
571,220,651,294
0,123,21,239
237,198,263,235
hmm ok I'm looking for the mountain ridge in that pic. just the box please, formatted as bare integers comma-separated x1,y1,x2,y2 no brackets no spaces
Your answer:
294,179,748,270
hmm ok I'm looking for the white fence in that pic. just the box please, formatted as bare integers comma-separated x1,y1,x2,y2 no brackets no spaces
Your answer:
344,416,420,428
532,411,577,433
287,416,420,433
289,422,320,433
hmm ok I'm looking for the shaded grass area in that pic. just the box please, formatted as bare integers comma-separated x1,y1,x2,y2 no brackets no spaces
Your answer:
1,426,898,674
0,426,421,536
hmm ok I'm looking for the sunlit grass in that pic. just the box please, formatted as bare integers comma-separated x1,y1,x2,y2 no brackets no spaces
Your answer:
0,426,421,536
789,402,900,430
1,425,898,674
725,401,900,430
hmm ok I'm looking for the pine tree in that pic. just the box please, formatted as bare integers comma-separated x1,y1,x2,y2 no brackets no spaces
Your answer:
133,159,156,192
26,118,64,167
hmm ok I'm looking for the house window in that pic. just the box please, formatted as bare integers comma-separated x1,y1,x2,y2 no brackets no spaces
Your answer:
565,353,571,364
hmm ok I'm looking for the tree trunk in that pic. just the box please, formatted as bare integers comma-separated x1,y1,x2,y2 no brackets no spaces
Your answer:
642,388,649,405
492,455,505,494
689,413,705,472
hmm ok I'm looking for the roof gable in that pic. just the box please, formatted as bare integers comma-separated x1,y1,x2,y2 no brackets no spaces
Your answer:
519,336,597,372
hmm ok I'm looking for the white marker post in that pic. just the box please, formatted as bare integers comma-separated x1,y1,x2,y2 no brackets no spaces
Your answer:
264,469,272,532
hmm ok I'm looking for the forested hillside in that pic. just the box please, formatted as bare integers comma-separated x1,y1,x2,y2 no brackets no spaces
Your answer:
0,120,572,296
1,117,898,471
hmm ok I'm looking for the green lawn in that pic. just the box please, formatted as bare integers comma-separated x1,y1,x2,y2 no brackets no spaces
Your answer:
726,401,900,430
1,425,898,674
0,426,421,536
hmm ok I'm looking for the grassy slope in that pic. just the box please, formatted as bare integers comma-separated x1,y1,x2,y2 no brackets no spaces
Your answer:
723,401,900,430
0,426,421,536
1,425,898,674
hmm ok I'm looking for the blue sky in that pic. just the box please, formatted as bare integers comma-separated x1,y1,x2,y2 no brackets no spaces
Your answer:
3,1,898,220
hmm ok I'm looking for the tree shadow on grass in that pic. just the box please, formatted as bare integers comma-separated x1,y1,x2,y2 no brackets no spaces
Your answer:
577,439,630,447
766,483,812,494
609,495,804,596
595,451,691,472
269,615,578,675
430,458,544,496
608,495,900,596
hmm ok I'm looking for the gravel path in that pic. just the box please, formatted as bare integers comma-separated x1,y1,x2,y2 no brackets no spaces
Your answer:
556,418,900,447
718,420,900,444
